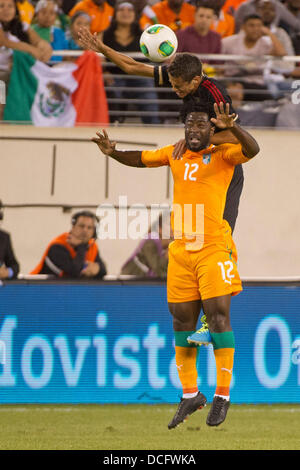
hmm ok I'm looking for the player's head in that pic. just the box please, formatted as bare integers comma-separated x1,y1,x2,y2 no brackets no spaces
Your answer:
167,53,203,98
181,101,215,151
242,14,264,41
71,211,99,243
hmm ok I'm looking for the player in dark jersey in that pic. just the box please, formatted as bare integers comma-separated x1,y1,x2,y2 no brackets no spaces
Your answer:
78,29,244,233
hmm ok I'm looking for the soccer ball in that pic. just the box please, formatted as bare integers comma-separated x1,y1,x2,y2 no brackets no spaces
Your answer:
140,24,178,63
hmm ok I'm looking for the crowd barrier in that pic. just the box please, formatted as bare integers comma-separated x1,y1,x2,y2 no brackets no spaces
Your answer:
0,280,299,404
2,51,300,125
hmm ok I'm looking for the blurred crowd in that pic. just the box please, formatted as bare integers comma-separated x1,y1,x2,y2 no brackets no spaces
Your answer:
1,0,300,123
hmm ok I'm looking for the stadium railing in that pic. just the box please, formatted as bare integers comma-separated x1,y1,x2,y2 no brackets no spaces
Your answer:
2,51,300,126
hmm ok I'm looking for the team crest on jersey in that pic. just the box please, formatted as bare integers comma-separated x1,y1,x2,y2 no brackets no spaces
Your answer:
202,153,211,165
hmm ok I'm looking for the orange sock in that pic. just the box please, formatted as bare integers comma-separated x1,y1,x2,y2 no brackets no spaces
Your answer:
174,331,199,397
214,348,234,397
175,345,198,395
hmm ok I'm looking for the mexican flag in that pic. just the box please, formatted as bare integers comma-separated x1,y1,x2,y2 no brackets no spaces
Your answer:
4,50,109,126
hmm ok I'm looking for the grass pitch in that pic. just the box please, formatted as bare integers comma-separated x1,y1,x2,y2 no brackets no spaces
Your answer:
0,403,299,450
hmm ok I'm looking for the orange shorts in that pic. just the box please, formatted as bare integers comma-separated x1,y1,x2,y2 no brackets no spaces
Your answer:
167,233,242,303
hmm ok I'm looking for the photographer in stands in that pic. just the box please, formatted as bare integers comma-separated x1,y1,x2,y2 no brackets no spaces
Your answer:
31,211,107,279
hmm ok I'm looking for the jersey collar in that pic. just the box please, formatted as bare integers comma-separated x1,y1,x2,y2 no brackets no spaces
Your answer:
184,144,215,159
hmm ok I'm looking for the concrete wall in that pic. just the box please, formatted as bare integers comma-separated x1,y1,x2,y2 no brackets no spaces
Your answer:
1,124,299,278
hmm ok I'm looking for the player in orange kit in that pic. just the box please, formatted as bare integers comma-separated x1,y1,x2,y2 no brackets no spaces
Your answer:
92,102,260,428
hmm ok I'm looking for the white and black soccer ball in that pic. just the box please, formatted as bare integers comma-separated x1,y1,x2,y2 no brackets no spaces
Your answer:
140,24,178,63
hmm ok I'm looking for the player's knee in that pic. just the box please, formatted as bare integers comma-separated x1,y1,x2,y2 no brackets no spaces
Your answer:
173,317,195,331
207,310,230,332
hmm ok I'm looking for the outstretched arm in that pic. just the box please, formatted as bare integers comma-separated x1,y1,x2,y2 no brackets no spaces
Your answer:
78,28,154,77
92,130,146,167
211,103,260,159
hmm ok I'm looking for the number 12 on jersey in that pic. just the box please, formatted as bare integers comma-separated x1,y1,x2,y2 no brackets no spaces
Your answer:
218,261,235,284
184,163,199,181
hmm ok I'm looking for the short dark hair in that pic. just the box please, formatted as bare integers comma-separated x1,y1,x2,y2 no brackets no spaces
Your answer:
180,97,215,123
167,53,203,82
243,14,263,24
71,211,99,226
195,0,216,13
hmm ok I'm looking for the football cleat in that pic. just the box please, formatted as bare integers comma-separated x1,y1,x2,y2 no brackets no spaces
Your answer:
168,391,207,429
206,396,230,426
187,315,212,346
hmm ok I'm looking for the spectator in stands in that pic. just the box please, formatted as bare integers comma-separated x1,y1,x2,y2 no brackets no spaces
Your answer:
0,0,52,60
257,0,295,57
17,0,34,24
30,211,107,279
66,10,91,49
69,0,114,35
31,0,69,58
120,215,172,278
0,0,52,117
139,0,195,32
211,0,235,37
0,206,20,279
103,0,160,124
221,14,286,100
52,0,70,31
257,0,295,98
280,0,300,53
226,80,279,125
176,2,222,54
234,0,300,32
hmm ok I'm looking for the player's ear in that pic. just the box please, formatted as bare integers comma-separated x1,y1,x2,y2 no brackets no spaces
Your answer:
192,75,202,87
210,124,215,137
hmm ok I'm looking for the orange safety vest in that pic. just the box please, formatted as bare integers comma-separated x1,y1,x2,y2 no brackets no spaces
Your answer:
30,232,98,277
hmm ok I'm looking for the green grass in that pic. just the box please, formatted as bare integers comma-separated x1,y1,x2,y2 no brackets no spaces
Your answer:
0,404,299,450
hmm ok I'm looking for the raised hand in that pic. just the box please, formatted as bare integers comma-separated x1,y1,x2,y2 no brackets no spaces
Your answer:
78,27,104,53
92,129,116,156
210,102,237,129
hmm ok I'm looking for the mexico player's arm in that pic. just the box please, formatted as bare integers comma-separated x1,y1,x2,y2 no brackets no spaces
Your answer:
212,103,260,161
92,129,171,168
78,28,154,77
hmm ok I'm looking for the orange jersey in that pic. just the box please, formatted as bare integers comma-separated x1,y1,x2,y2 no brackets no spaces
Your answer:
142,143,250,250
140,1,195,32
69,0,114,34
211,11,235,38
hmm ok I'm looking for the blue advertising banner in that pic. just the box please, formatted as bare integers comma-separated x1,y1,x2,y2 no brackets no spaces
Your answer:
0,283,299,404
